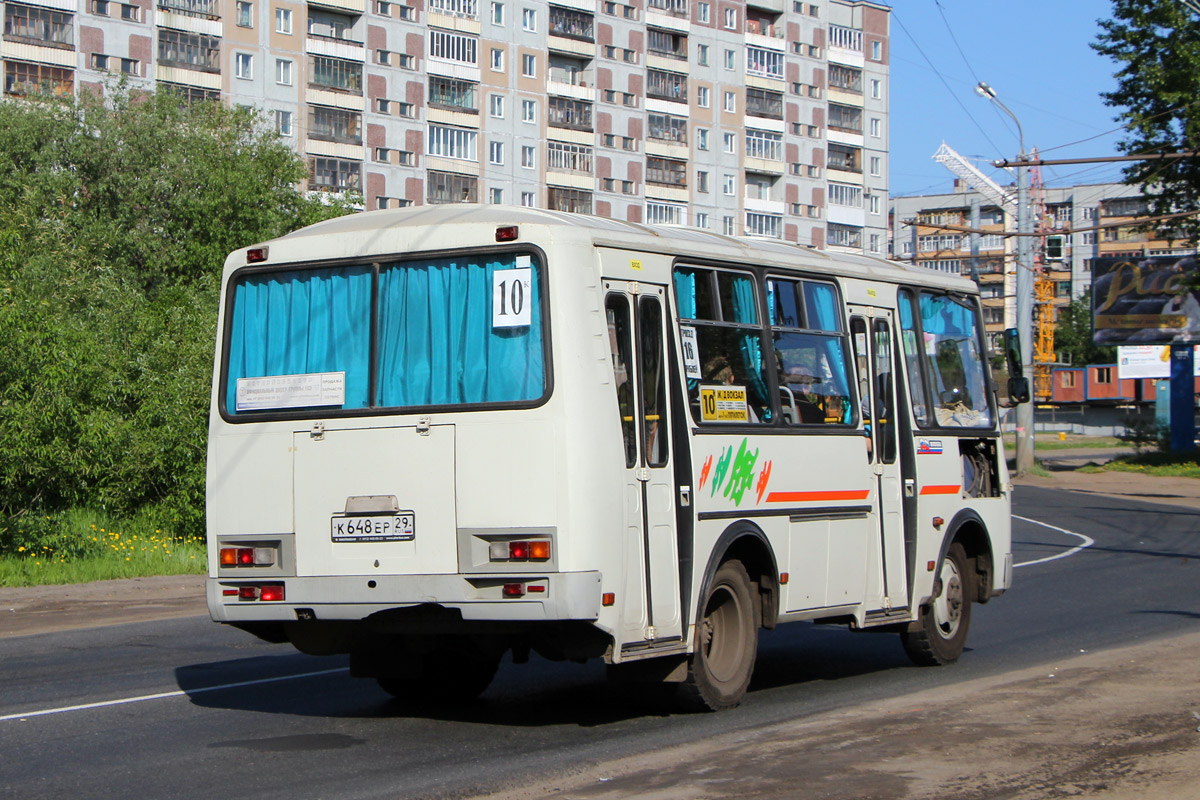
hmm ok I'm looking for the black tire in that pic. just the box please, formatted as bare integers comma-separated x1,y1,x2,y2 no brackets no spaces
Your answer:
678,559,758,711
377,643,500,704
901,541,972,666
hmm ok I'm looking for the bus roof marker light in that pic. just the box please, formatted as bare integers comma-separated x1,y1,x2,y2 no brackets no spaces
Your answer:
496,225,519,242
246,246,269,263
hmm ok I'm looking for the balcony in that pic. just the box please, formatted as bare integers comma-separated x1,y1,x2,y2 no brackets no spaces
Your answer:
549,6,594,42
647,27,686,60
428,0,478,20
547,141,593,174
548,96,592,131
309,55,363,93
646,156,687,188
4,5,74,49
4,61,72,97
746,88,783,120
157,0,219,19
429,75,478,113
647,68,686,104
308,105,363,145
427,170,478,204
646,0,687,18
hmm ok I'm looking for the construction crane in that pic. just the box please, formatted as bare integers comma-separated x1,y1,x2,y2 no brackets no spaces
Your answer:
931,143,1056,401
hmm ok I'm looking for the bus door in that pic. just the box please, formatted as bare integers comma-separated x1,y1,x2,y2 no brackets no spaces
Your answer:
850,307,909,611
604,281,683,644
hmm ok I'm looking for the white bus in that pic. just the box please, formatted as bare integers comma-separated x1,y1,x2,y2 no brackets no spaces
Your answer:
207,205,1024,710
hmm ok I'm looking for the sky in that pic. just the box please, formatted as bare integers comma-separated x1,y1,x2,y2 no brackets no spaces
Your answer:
886,0,1129,198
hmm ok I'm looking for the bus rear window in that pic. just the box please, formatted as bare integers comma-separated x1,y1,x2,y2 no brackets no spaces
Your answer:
224,254,546,416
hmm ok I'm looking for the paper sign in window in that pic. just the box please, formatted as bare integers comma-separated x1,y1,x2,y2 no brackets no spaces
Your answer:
236,372,346,411
699,385,749,423
680,325,702,379
493,267,532,328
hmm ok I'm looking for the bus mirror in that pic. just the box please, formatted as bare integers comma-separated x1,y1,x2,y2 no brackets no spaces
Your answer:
1003,328,1023,379
1006,376,1030,405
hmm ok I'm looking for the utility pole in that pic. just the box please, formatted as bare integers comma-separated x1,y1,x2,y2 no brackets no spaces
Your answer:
976,81,1035,475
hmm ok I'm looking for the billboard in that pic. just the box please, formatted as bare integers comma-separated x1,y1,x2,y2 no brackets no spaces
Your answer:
1117,344,1200,379
1091,255,1200,345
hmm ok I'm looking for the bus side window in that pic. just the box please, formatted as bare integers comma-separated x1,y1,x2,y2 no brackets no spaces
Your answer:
606,296,638,468
851,316,872,457
769,277,854,427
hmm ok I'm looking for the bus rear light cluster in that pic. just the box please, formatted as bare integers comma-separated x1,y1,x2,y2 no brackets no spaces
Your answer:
236,584,285,601
502,583,546,598
220,546,276,567
489,540,551,562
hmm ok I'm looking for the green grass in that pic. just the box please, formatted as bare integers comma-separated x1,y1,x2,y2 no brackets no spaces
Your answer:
1002,434,1126,451
0,508,205,588
1097,451,1200,479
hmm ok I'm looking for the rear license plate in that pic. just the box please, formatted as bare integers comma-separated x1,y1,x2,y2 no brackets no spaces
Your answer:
331,512,415,543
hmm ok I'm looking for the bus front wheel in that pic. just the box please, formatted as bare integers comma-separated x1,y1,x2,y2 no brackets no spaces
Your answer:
901,542,972,666
679,559,757,711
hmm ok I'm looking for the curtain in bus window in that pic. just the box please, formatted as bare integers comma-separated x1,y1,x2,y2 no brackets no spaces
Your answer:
918,292,991,428
804,281,850,419
729,275,771,420
375,257,544,407
226,267,373,413
674,268,697,319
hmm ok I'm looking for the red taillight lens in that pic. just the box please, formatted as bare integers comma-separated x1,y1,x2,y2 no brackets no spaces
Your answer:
259,585,285,602
495,225,519,242
529,540,551,561
237,548,255,565
509,541,529,560
238,586,259,600
502,583,525,598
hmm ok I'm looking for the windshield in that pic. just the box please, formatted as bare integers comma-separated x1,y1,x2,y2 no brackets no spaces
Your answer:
899,290,992,429
223,252,547,417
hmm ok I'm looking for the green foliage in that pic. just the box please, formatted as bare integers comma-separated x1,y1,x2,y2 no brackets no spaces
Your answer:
0,83,353,552
1093,1,1200,245
1053,289,1117,366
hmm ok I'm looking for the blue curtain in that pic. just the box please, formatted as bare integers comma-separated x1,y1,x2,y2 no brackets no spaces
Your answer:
803,282,841,332
674,268,697,319
919,292,973,336
730,276,771,420
375,257,544,406
226,267,373,412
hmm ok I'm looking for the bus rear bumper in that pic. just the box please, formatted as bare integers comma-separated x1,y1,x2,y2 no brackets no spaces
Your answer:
207,571,603,624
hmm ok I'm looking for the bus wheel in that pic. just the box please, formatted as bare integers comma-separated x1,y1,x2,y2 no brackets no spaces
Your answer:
902,542,972,666
377,643,500,704
679,559,757,711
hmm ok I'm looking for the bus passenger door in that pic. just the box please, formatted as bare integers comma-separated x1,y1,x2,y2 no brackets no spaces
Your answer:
851,308,909,611
604,281,683,644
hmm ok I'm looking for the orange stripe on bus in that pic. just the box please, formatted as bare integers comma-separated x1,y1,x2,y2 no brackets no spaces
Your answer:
920,484,962,495
766,490,871,503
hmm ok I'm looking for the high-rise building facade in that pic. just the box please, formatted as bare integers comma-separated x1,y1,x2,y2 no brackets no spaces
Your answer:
3,0,889,250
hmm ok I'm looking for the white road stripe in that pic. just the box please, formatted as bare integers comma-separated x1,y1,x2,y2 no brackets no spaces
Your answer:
0,666,348,722
1013,514,1095,568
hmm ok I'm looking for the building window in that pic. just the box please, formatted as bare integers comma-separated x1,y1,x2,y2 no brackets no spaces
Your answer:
745,212,782,239
723,91,736,112
275,109,293,136
723,216,736,235
697,1,709,23
428,75,478,112
491,47,504,70
869,156,881,176
696,170,709,193
696,86,709,107
91,0,110,16
430,30,480,66
275,59,293,85
723,131,735,153
724,49,735,69
868,195,880,215
521,191,535,206
696,212,709,229
490,187,504,204
522,53,536,77
5,4,75,47
1061,371,1076,389
309,105,362,144
521,145,535,168
647,69,687,103
489,140,504,165
428,0,478,17
91,53,110,70
119,3,139,21
491,1,504,24
696,127,708,150
647,112,687,144
646,201,687,226
427,170,478,203
522,7,536,30
869,117,881,137
745,128,782,161
236,0,253,26
723,7,736,28
869,233,881,253
828,103,862,133
276,7,293,33
827,223,862,249
746,47,783,79
489,93,504,117
870,78,881,99
1095,367,1112,384
310,55,363,92
548,186,592,213
723,174,735,196
696,44,708,65
428,124,479,161
235,53,254,79
522,98,536,122
871,40,882,60
308,157,361,192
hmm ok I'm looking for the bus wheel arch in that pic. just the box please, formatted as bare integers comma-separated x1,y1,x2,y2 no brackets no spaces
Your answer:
678,523,778,712
941,509,995,605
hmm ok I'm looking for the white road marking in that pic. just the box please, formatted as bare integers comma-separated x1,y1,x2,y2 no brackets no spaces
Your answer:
1013,514,1095,568
0,666,348,722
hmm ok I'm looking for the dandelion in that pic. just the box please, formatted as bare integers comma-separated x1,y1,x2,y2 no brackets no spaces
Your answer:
17,546,24,552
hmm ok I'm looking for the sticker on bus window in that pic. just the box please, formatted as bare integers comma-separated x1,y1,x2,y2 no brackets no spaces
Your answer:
236,372,346,411
680,325,702,379
493,267,532,328
699,385,750,423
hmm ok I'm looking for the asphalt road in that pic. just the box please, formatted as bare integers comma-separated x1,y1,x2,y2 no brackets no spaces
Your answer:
1,486,1198,800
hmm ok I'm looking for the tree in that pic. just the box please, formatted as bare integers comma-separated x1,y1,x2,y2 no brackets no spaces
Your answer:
1093,1,1200,245
0,83,353,537
1054,289,1117,366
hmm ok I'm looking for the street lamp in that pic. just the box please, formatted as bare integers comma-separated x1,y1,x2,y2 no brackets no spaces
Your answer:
976,81,1035,475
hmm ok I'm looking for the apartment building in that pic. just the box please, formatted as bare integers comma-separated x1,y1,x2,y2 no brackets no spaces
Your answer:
1,0,889,249
889,180,1199,346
